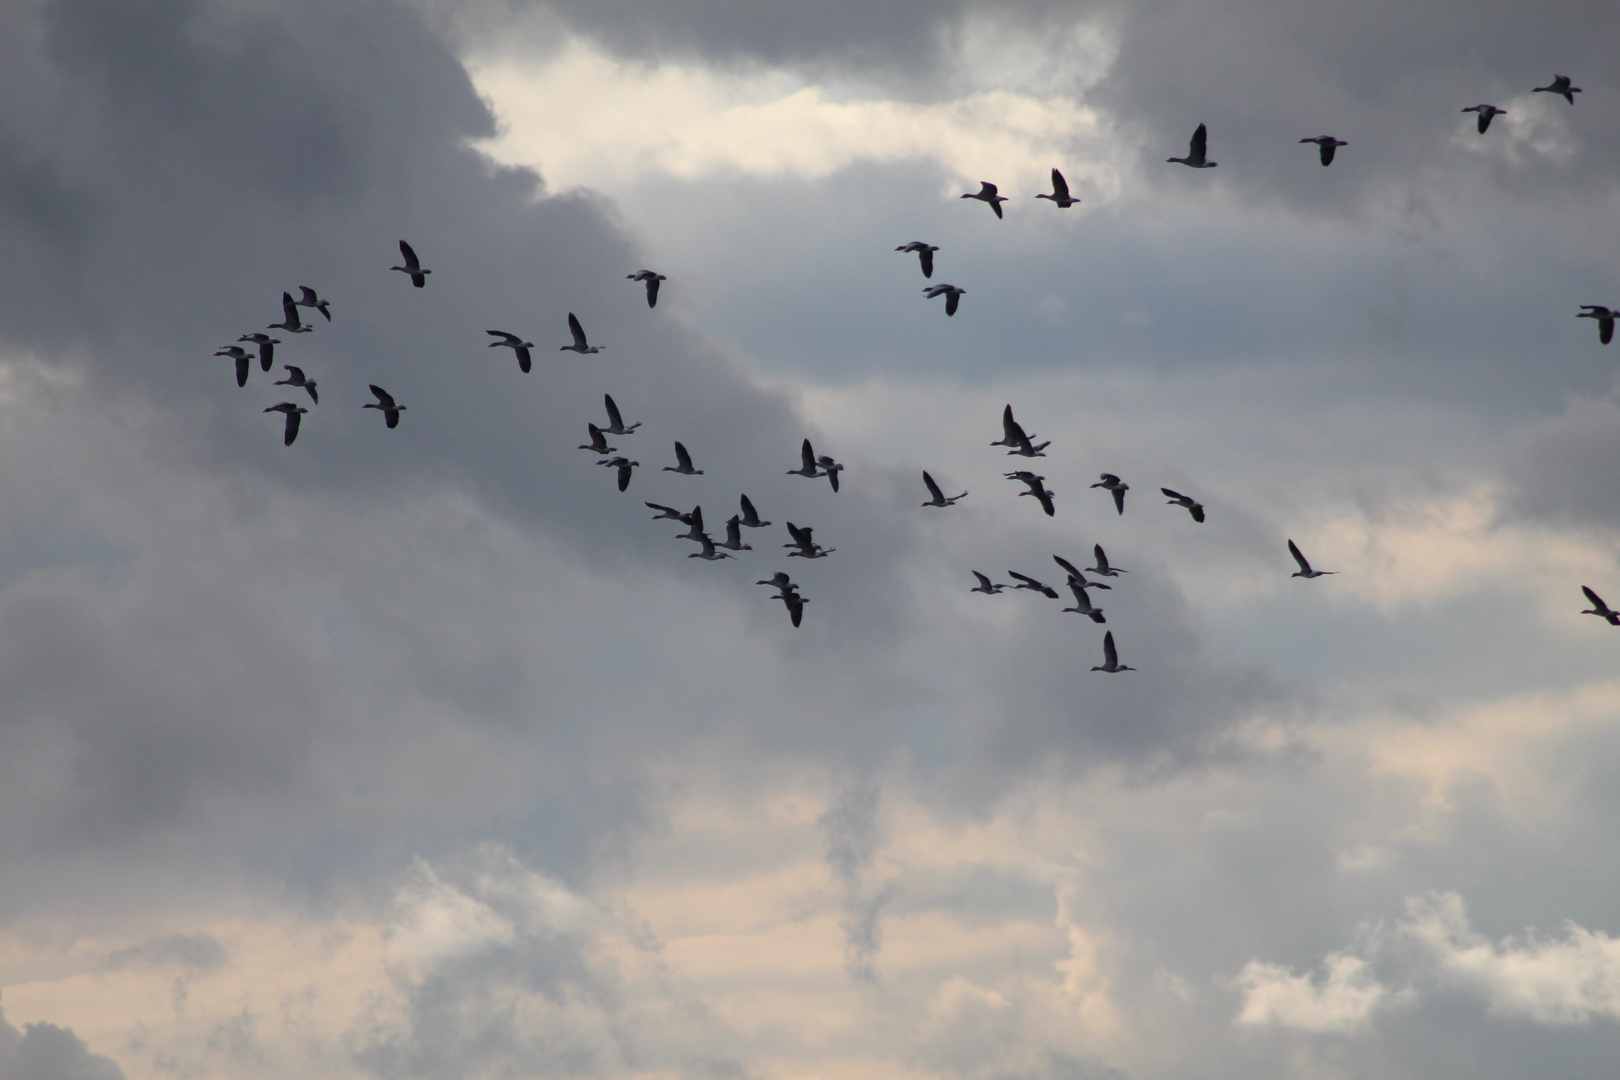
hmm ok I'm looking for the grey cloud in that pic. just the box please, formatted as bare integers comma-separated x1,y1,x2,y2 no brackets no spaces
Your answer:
0,999,124,1080
98,932,227,972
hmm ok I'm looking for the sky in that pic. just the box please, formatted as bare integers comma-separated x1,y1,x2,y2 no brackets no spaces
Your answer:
0,0,1618,1078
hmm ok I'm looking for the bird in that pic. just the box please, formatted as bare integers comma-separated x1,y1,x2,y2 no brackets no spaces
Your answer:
579,424,616,455
815,453,844,493
774,589,808,627
1288,539,1337,578
1534,74,1581,105
784,522,833,558
214,345,252,387
268,292,313,334
1161,487,1205,522
756,571,796,592
1035,167,1079,207
645,503,688,520
1577,305,1615,345
264,402,308,446
787,439,825,480
237,332,280,372
602,394,640,434
363,385,405,428
961,181,1009,218
970,572,1006,595
1006,471,1056,517
1091,631,1135,673
1168,123,1216,168
486,330,535,373
717,516,753,551
294,286,332,321
923,283,966,317
1052,555,1110,590
1092,474,1128,515
1007,571,1059,599
561,312,602,354
627,269,666,308
688,533,735,561
674,506,706,541
1087,544,1128,577
1461,104,1506,133
1061,578,1107,623
274,365,318,403
1299,136,1347,166
663,441,703,475
599,456,639,491
392,240,429,287
895,241,939,278
739,494,772,528
922,471,967,507
1580,586,1620,625
991,405,1049,456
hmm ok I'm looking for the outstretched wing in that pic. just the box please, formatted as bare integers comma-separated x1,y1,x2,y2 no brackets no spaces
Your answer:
1051,168,1070,200
1162,487,1187,503
1053,555,1085,581
398,240,419,270
1190,123,1208,160
674,442,693,470
919,247,934,278
605,394,625,428
1288,539,1311,573
1102,632,1118,667
923,471,945,501
645,277,660,307
369,385,396,408
973,572,993,590
800,438,816,471
945,290,960,316
280,292,299,325
1584,585,1608,610
568,312,588,349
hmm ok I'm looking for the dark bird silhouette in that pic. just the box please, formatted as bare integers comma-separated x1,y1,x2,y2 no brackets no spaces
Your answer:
215,345,252,387
391,240,429,287
1008,571,1060,599
1091,631,1135,672
1578,305,1615,345
363,385,405,428
922,471,967,507
561,312,602,354
294,286,332,321
1052,555,1110,591
646,503,689,521
991,405,1049,456
1299,136,1347,166
487,330,534,373
1088,545,1127,577
1092,474,1128,515
663,441,703,475
784,522,833,558
1162,487,1205,522
602,394,640,434
579,424,615,455
1035,168,1079,207
688,533,734,561
1581,586,1620,625
895,241,939,278
1461,104,1506,133
237,332,279,372
268,292,313,334
599,456,639,491
739,494,772,528
923,283,966,316
264,402,307,446
627,269,666,307
1288,539,1337,578
961,181,1008,218
717,516,753,551
274,365,318,403
1062,578,1107,623
1006,471,1055,517
971,572,1006,594
788,439,825,480
1168,123,1216,168
675,506,707,541
815,453,844,493
1534,74,1581,104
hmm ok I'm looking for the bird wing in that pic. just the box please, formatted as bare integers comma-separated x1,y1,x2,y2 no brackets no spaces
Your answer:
1051,168,1070,199
973,572,993,589
1190,504,1205,523
1007,571,1039,588
787,522,808,546
370,385,395,408
1584,586,1608,610
1093,544,1110,571
1002,405,1022,444
800,438,816,470
285,365,305,381
1053,555,1085,581
1111,488,1125,515
1320,142,1336,166
646,277,660,307
1161,487,1187,503
919,248,934,278
741,494,759,521
281,292,299,324
1190,123,1207,160
674,442,693,469
646,502,680,518
604,394,624,427
568,312,588,349
1288,539,1311,572
285,409,302,445
299,286,319,304
979,182,999,197
923,472,944,501
398,240,419,270
945,290,960,315
488,330,518,344
1038,488,1056,516
235,355,249,387
1102,632,1117,667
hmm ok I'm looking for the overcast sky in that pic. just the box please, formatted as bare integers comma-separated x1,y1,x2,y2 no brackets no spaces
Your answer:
1,1,1619,1078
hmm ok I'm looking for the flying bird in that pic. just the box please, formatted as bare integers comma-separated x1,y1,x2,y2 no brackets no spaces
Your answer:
1007,571,1059,599
1035,168,1079,207
772,588,808,626
1062,578,1107,623
646,503,689,521
784,522,833,559
922,471,967,507
215,345,252,387
739,494,772,528
1053,555,1110,590
961,181,1009,218
487,330,535,373
598,456,639,491
991,405,1048,456
1580,586,1620,626
970,572,1006,595
1006,471,1056,517
815,453,844,493
1168,123,1216,168
717,515,753,551
675,506,707,541
1461,104,1506,133
268,292,313,334
561,312,602,354
1092,474,1129,515
391,240,430,287
1534,74,1581,104
294,286,332,321
788,439,825,480
363,385,405,428
1299,136,1348,166
1091,631,1135,673
663,441,703,475
756,571,796,592
264,402,308,446
1288,539,1337,578
923,283,966,316
688,533,735,561
627,269,666,308
1161,487,1205,522
602,394,640,434
274,365,318,403
1087,544,1128,577
1577,305,1615,345
579,424,615,455
895,241,939,278
237,332,279,371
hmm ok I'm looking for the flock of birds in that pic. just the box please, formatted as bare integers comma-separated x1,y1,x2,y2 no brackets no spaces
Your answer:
211,71,1614,670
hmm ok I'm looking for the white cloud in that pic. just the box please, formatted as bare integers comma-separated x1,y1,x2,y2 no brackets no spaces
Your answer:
1231,952,1389,1034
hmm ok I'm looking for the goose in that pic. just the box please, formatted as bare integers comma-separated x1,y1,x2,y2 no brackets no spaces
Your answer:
646,503,689,521
1052,555,1111,590
1580,586,1620,625
1092,474,1128,515
1007,571,1059,599
961,181,1009,218
676,506,706,541
923,283,966,317
1035,167,1079,207
922,471,967,507
784,522,833,558
971,571,1006,594
663,442,703,475
1168,123,1216,168
991,405,1049,456
788,439,825,480
1299,136,1347,166
487,330,535,373
756,571,796,591
1087,544,1128,577
688,533,734,561
237,332,280,371
1578,305,1615,345
1288,539,1337,578
775,589,808,627
268,292,313,334
599,456,639,491
274,365,319,403
561,312,602,354
1161,487,1205,522
1061,578,1107,623
602,394,640,434
815,454,844,493
895,241,939,279
1006,471,1056,517
363,385,405,428
718,515,753,551
1091,631,1135,672
1534,74,1581,104
627,269,666,308
579,424,615,455
391,240,429,287
215,345,253,387
294,286,332,321
739,494,772,528
1461,104,1506,133
264,402,308,446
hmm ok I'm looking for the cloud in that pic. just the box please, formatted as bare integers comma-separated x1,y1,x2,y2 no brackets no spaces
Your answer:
0,999,124,1080
1232,951,1390,1033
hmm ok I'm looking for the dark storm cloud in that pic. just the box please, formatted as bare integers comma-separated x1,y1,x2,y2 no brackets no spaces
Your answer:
0,1000,124,1080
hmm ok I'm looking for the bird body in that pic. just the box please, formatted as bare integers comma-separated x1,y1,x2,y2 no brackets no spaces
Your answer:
487,330,535,373
1161,487,1205,522
923,283,966,316
264,402,307,446
274,365,319,403
561,312,601,354
961,181,1008,218
1461,104,1506,133
599,456,639,491
1035,168,1079,207
1091,631,1135,672
1534,74,1581,104
1288,539,1336,578
391,240,429,287
895,241,939,278
1087,544,1127,577
627,269,666,308
1299,136,1347,166
922,471,967,507
971,572,1005,594
664,441,703,475
1581,586,1620,625
363,385,405,428
295,286,332,320
268,292,313,333
1168,123,1216,168
1092,474,1128,515
1578,305,1615,345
